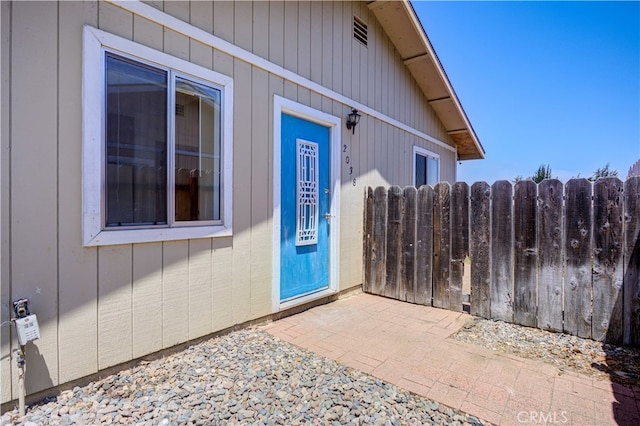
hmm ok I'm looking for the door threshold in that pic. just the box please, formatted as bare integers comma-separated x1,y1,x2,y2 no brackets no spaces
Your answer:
278,287,335,311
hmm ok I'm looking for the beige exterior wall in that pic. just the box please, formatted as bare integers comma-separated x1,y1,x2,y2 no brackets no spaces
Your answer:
0,0,458,403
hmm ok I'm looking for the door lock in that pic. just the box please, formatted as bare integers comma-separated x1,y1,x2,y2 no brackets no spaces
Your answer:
324,213,335,220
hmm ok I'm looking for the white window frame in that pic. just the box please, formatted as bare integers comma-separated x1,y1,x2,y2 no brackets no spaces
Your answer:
82,26,233,246
413,145,440,187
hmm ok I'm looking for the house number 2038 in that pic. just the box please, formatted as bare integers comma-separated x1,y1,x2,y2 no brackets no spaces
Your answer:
343,144,356,186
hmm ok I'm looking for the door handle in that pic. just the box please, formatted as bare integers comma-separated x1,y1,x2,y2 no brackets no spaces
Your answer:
324,213,335,220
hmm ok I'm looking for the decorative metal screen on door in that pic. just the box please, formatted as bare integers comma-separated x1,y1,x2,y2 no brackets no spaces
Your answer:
296,139,319,246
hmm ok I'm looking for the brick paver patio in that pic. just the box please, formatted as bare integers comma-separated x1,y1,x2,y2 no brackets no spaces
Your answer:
261,292,640,425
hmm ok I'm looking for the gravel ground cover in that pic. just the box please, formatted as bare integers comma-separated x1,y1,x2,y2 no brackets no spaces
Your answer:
451,316,640,386
2,328,487,426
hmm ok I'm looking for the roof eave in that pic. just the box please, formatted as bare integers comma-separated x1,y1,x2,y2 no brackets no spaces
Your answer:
368,0,485,160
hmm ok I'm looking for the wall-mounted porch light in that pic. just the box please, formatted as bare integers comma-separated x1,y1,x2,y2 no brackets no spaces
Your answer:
346,108,361,135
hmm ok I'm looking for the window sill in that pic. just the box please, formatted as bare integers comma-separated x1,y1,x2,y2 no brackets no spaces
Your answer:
83,225,232,247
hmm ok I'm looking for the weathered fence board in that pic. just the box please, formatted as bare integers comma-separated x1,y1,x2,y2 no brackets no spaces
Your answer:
385,186,403,299
624,176,640,346
415,186,433,305
450,182,469,312
400,187,417,303
491,180,513,322
564,179,593,339
370,187,387,296
363,187,374,294
537,179,564,332
514,180,537,327
363,177,640,346
593,178,624,343
470,182,491,318
433,183,451,309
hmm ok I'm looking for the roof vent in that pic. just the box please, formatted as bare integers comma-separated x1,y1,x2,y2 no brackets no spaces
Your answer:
353,16,367,47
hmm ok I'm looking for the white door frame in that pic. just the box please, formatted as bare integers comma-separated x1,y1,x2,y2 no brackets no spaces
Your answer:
272,95,341,312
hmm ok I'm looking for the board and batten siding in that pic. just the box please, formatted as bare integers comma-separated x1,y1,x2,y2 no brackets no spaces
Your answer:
0,0,12,404
1,0,458,402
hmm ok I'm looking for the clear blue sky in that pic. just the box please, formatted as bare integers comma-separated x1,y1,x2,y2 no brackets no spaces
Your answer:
412,0,640,183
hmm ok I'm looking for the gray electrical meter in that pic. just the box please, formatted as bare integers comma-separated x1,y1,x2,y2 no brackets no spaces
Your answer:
14,315,40,345
12,299,41,345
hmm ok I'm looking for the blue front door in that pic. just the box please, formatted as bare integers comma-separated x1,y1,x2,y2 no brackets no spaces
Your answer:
280,113,331,301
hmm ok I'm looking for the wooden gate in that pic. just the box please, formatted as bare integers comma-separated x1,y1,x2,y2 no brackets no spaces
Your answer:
363,177,640,346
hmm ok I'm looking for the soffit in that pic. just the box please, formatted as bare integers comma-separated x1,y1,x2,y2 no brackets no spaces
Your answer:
368,0,485,160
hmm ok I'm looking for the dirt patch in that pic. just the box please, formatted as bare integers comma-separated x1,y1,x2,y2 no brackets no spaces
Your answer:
451,316,640,386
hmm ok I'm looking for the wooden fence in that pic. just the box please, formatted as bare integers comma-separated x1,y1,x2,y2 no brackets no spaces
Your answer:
363,177,640,346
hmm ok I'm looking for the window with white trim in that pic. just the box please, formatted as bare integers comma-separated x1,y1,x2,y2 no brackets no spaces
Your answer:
413,146,440,187
83,26,233,246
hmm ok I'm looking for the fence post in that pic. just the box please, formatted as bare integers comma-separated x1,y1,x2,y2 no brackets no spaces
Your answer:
537,179,564,332
470,182,491,318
